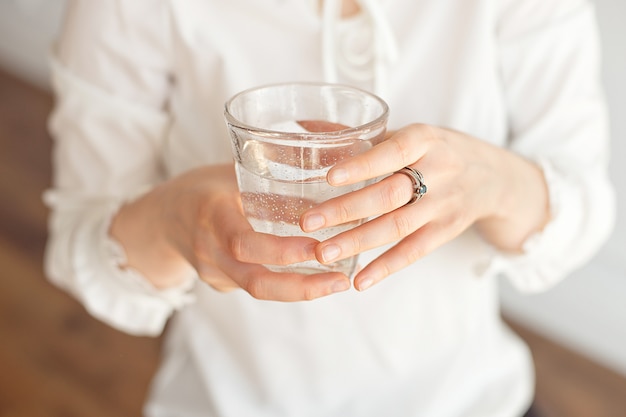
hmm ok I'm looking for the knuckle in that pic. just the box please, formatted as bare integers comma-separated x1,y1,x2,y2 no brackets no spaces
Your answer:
405,243,426,264
415,123,438,144
450,210,470,233
228,231,248,261
302,286,317,301
391,213,414,239
331,200,354,224
448,209,463,226
442,197,470,232
383,179,409,208
343,231,364,255
276,245,296,265
268,237,300,265
243,277,266,300
363,155,379,179
391,135,414,166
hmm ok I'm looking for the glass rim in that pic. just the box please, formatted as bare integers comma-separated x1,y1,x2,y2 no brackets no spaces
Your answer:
223,82,389,141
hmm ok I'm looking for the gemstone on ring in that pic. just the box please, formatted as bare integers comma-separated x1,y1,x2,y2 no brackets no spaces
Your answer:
395,166,427,205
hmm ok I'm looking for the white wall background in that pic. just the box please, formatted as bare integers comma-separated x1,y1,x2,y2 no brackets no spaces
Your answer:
1,0,624,374
0,0,65,89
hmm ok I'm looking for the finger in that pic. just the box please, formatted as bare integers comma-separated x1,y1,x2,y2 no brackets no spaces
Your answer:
300,172,416,232
194,232,351,300
327,124,435,186
353,221,451,291
228,229,319,265
210,197,318,265
214,247,351,301
196,262,240,292
313,202,432,265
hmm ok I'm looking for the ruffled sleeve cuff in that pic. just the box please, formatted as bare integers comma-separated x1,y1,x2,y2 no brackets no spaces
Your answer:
45,193,196,336
480,159,615,293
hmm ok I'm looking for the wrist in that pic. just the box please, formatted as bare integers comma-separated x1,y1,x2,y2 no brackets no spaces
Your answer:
110,186,193,289
476,145,550,252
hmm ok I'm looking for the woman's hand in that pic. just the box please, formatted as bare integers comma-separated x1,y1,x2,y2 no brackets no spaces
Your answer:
300,124,550,291
110,164,351,301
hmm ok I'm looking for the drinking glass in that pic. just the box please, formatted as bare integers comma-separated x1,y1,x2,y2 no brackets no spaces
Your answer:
224,82,389,276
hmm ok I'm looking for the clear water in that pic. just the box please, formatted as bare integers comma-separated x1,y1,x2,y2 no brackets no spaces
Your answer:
237,162,362,276
232,120,385,276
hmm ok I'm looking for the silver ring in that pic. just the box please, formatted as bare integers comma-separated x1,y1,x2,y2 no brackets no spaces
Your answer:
395,167,427,205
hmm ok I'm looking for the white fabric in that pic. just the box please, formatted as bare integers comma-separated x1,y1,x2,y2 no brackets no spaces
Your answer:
44,0,615,416
321,0,398,94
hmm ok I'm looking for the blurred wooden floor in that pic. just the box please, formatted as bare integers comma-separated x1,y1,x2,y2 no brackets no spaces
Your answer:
1,68,626,417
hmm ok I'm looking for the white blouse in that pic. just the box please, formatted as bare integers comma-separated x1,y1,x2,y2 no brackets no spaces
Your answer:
44,0,615,416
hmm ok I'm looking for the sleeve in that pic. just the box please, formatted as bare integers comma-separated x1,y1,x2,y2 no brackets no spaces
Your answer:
44,0,195,336
485,0,616,292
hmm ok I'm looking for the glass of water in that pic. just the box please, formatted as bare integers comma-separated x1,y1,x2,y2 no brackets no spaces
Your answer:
224,82,389,276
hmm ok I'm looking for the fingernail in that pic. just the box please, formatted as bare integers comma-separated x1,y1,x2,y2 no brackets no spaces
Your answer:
303,213,325,232
329,168,348,185
356,276,374,291
321,244,341,263
332,279,350,293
